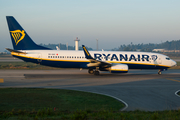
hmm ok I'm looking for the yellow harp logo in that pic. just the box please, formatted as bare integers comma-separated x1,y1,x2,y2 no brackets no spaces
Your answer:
10,30,25,45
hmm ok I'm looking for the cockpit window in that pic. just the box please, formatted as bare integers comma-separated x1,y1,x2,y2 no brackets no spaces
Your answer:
166,57,170,60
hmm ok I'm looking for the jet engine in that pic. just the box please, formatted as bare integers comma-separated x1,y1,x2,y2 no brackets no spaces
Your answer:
110,64,128,73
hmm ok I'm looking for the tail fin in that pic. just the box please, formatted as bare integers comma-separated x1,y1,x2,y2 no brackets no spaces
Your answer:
6,16,51,50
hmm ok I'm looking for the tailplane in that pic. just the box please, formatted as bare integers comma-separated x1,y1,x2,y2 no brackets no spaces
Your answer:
6,16,51,50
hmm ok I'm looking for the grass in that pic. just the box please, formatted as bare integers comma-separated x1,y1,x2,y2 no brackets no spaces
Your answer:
0,89,180,119
0,88,124,112
0,54,12,58
1,109,180,120
0,62,60,69
0,88,124,119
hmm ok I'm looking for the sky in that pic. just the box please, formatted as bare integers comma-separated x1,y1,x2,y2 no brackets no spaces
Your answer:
1,0,180,51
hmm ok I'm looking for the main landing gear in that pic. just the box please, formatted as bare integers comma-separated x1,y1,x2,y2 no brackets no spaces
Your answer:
88,69,94,74
94,71,99,75
88,68,100,75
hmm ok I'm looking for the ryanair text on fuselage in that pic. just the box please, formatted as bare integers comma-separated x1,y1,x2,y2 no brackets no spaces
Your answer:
94,53,157,61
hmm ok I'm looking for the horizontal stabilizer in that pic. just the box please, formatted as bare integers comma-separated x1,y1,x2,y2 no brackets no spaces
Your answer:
6,48,26,54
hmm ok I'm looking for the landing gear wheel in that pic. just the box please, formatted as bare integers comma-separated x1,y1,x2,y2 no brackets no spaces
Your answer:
158,70,162,75
94,71,99,75
88,69,94,74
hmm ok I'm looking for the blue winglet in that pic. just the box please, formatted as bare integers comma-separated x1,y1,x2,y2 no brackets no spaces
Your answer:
82,45,93,59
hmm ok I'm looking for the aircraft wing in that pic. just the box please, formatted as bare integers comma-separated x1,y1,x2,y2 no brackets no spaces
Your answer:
82,45,111,68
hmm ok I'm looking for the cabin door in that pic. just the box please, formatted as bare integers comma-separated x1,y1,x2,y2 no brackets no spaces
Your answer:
157,58,162,64
37,53,42,63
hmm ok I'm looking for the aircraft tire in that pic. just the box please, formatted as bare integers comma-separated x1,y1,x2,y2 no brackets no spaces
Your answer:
94,71,100,75
88,69,94,74
158,71,162,75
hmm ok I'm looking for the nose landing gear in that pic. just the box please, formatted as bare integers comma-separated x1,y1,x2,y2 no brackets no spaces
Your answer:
158,69,162,75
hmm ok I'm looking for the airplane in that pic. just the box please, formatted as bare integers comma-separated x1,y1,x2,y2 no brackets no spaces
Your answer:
6,16,177,75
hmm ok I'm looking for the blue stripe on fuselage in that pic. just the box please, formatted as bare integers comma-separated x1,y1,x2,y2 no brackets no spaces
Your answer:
13,55,169,70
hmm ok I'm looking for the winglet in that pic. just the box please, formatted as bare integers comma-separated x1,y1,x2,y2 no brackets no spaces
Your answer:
82,45,93,59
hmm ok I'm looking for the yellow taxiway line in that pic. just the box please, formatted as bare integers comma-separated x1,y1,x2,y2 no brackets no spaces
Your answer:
0,78,4,83
166,78,180,82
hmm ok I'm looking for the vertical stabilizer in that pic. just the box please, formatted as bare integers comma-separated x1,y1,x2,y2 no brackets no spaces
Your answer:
6,16,51,50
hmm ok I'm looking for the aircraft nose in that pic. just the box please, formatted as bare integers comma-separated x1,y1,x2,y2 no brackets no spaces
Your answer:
171,60,177,67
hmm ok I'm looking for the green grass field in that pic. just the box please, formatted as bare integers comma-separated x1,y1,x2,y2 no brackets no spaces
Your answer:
0,88,125,119
0,54,12,58
0,88,180,120
0,62,61,69
0,88,124,111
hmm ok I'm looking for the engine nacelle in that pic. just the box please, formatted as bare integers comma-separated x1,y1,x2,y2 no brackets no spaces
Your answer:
110,64,128,73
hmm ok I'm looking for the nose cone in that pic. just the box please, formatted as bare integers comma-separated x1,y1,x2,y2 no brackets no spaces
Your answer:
171,60,177,67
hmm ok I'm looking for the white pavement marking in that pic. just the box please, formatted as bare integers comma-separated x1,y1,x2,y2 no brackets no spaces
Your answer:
175,90,180,97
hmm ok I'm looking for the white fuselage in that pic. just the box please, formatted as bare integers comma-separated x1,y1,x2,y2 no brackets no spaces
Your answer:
11,50,177,70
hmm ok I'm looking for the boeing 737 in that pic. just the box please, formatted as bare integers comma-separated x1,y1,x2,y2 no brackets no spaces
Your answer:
6,16,177,75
